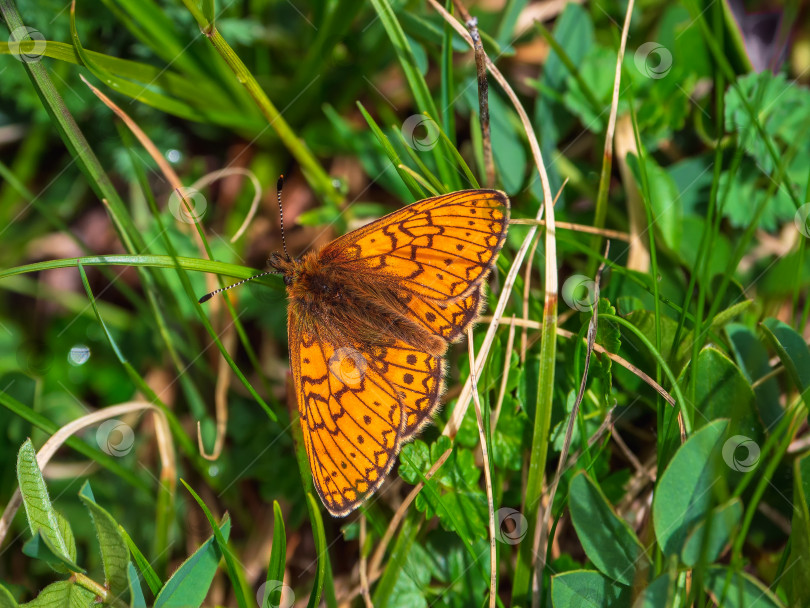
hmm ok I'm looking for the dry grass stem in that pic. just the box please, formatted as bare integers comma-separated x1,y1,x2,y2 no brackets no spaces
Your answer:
467,326,497,608
492,315,517,431
430,0,556,442
188,167,263,243
509,218,631,242
485,316,677,407
359,514,374,608
537,244,609,582
199,323,237,460
0,401,175,546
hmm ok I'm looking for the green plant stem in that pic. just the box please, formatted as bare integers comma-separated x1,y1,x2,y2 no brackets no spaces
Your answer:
730,405,801,564
600,314,692,433
180,3,340,206
513,293,557,604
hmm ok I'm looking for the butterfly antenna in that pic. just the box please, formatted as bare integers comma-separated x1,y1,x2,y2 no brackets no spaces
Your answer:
277,174,291,262
198,271,278,304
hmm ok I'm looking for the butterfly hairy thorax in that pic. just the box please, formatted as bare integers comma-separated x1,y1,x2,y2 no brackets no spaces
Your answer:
268,189,510,516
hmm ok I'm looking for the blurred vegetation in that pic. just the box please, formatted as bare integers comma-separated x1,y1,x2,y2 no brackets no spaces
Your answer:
2,0,810,606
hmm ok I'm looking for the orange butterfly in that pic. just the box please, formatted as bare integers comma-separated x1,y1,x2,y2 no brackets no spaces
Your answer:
203,187,509,516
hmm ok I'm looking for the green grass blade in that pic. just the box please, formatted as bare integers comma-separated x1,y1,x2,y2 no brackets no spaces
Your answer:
180,480,250,608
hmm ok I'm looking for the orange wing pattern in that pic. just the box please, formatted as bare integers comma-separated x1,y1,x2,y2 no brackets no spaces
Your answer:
364,340,443,440
322,190,509,302
284,189,510,516
399,285,485,344
289,311,442,515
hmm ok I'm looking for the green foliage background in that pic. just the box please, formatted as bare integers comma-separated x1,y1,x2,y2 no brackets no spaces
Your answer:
1,0,810,606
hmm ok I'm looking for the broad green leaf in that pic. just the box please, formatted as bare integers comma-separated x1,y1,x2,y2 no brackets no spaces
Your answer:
128,562,147,608
19,580,95,608
16,439,74,573
626,300,750,373
423,531,489,602
717,165,797,231
681,498,743,567
399,438,487,542
55,512,76,564
653,420,729,558
725,71,810,175
387,541,431,608
784,452,810,606
550,570,632,608
464,84,527,192
153,515,231,607
491,395,528,471
678,346,761,438
22,530,84,575
0,585,16,608
78,481,130,598
704,565,785,607
373,513,420,607
531,2,594,201
761,318,810,409
568,472,649,585
632,572,680,608
726,324,783,428
562,45,614,132
596,298,621,354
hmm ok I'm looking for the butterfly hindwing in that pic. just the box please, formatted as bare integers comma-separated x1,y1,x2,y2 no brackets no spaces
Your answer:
322,189,509,303
288,309,444,515
288,309,404,516
364,340,444,440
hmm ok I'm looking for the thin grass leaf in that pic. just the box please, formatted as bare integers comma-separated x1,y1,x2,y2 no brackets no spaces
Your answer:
366,0,455,188
305,493,328,608
357,101,425,198
265,501,287,603
119,526,163,595
180,480,250,608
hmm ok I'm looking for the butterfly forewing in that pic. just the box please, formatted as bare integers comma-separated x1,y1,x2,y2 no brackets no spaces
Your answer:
322,190,509,302
400,285,485,344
